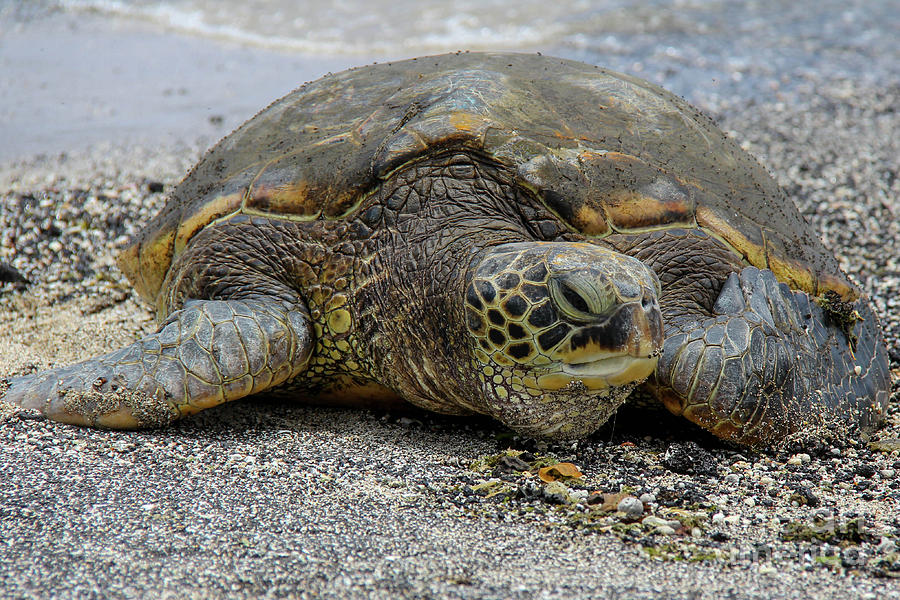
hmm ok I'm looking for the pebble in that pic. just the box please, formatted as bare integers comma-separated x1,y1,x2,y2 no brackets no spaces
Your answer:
542,481,572,504
639,493,655,504
661,441,718,476
642,516,669,528
787,453,811,465
616,496,645,520
712,513,725,525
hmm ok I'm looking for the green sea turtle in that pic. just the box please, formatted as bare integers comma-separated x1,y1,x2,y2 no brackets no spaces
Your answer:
2,52,890,446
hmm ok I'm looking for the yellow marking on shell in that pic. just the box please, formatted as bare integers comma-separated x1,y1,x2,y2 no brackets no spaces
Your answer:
483,366,495,377
335,340,351,352
244,180,321,218
817,273,857,302
138,226,175,303
603,189,696,232
475,349,490,364
495,386,509,399
175,192,244,255
573,204,611,236
697,205,857,300
449,111,490,133
116,240,145,298
696,204,766,270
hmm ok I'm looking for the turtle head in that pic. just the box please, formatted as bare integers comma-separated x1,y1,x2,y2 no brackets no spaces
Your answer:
463,242,664,439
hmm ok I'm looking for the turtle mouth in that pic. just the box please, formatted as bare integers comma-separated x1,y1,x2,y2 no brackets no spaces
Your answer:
559,354,657,386
527,353,657,392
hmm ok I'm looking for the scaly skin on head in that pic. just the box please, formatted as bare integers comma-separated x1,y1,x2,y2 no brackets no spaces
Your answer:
463,242,664,438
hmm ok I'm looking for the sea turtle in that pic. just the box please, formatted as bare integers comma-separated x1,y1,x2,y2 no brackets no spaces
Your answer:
2,52,891,446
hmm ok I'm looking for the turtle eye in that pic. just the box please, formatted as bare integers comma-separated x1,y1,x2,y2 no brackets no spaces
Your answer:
560,282,591,314
549,275,614,323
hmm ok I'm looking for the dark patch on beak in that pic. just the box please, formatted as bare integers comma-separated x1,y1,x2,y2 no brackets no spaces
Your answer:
569,309,633,352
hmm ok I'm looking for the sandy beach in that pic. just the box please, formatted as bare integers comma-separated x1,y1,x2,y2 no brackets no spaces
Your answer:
1,2,899,598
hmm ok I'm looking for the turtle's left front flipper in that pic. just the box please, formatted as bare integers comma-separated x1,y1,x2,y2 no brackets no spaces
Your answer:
1,298,313,428
651,267,890,446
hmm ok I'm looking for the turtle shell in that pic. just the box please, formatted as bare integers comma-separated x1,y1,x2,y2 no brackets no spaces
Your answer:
119,52,855,305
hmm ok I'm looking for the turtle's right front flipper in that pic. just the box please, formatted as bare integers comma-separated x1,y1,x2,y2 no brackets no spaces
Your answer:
1,298,313,428
652,267,890,446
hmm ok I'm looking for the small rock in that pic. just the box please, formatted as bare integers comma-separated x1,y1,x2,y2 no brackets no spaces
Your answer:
787,453,811,465
744,497,756,507
724,474,741,485
724,515,740,526
542,481,572,504
642,516,669,528
654,525,676,536
0,262,28,285
662,441,718,476
854,464,877,478
877,537,898,554
639,493,655,504
496,454,531,473
570,489,589,502
880,469,895,479
712,513,725,525
789,486,820,507
616,496,645,521
585,492,604,505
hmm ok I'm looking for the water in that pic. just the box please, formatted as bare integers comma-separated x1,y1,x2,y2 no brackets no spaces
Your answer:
1,0,898,161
